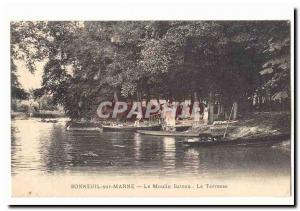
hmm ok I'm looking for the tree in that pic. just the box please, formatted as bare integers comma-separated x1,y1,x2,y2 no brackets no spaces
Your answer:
11,21,290,120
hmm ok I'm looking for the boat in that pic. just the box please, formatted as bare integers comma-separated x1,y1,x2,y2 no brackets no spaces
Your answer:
137,130,199,137
138,122,238,137
66,126,102,132
102,124,162,132
174,124,192,131
183,133,290,147
65,121,102,132
40,119,58,123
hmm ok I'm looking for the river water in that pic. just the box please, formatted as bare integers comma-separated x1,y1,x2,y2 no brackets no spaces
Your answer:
11,118,291,181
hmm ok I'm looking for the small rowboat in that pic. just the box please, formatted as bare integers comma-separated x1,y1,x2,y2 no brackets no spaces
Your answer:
102,124,162,132
66,126,102,132
137,130,199,137
183,133,290,147
40,119,58,123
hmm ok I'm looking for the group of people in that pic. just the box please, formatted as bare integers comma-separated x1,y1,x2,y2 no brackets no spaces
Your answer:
100,99,210,128
152,101,210,128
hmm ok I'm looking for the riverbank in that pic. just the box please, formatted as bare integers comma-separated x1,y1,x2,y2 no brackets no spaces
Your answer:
11,110,65,119
65,112,291,140
137,111,291,140
190,111,291,139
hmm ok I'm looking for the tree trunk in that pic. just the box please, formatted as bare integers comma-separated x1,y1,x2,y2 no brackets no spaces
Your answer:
193,91,198,102
146,89,151,104
197,90,202,103
249,94,254,112
220,104,224,120
156,95,160,104
232,101,238,120
114,91,119,102
258,93,262,110
216,103,221,120
190,91,194,106
208,91,214,124
136,90,141,102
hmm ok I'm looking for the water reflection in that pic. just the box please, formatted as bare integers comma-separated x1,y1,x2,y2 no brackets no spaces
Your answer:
11,119,291,179
161,137,176,175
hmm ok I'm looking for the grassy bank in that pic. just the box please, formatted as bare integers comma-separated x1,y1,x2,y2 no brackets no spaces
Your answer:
190,111,291,139
224,112,290,139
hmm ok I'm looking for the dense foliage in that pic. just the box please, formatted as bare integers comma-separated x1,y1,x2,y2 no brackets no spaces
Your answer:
11,21,290,119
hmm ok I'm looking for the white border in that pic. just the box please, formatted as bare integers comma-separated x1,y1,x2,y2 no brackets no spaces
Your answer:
2,2,296,21
0,0,295,206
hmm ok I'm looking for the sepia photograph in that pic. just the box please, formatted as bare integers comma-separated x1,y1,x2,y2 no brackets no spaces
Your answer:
5,1,295,205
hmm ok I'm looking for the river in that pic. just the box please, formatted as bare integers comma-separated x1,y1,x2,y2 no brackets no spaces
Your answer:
11,118,291,179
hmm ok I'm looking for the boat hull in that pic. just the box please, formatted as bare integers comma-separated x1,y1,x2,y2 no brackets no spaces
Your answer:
103,125,162,132
174,125,192,132
137,130,198,137
184,134,290,147
66,126,101,132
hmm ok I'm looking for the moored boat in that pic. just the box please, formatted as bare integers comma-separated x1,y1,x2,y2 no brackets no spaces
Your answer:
40,119,58,123
66,126,102,132
103,124,162,132
65,121,102,132
174,124,192,131
137,130,199,137
183,133,290,147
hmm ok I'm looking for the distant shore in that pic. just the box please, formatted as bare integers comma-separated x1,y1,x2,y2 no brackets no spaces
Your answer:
11,110,65,119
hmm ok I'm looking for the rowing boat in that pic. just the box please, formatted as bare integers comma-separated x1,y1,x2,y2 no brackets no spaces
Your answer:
102,124,162,132
183,133,290,147
137,130,199,137
66,126,102,131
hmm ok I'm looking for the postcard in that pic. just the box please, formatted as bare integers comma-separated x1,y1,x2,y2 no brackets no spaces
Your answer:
6,2,295,206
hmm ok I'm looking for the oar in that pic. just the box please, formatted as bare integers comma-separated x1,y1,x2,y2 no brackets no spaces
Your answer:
223,104,234,138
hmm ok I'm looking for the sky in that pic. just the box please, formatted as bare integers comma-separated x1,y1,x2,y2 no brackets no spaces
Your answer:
15,60,45,91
